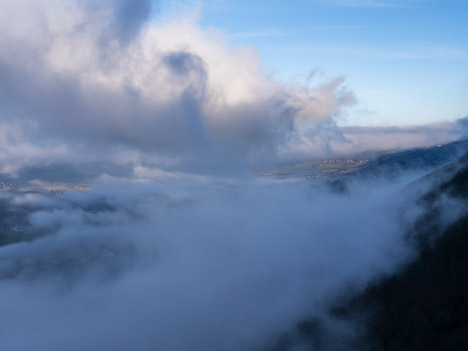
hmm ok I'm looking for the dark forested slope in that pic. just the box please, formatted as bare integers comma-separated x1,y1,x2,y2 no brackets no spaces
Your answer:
269,149,468,351
353,150,468,351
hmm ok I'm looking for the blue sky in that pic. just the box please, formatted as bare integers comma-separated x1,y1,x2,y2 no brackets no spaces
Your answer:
159,0,468,127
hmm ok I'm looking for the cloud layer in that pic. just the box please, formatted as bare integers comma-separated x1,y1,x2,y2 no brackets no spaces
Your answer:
0,174,419,351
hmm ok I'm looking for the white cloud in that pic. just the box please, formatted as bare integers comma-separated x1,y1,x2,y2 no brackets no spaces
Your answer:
0,0,354,171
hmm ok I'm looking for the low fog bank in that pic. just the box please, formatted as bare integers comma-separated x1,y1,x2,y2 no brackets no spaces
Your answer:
0,167,453,351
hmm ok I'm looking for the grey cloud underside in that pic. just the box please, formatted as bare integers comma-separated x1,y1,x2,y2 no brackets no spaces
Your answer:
0,52,207,150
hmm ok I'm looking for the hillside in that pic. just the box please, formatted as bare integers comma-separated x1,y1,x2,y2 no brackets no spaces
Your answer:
261,139,468,180
268,148,468,351
350,149,468,350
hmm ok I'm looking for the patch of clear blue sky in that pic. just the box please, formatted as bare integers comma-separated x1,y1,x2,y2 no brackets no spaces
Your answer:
158,0,468,126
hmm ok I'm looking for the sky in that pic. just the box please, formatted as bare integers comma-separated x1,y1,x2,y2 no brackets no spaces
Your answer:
0,0,467,170
161,0,468,127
